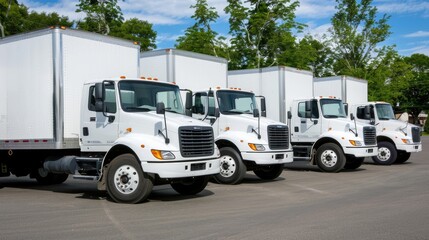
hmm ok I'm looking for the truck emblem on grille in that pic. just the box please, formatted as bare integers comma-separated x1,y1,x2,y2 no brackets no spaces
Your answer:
193,127,202,130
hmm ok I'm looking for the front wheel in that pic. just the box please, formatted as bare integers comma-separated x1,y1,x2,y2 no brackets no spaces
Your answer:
171,176,209,195
253,164,284,180
372,142,397,165
213,147,246,185
315,143,346,172
344,156,364,170
106,154,153,204
395,151,411,164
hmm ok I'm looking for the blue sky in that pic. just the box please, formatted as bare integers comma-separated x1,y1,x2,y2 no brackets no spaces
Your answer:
21,0,429,56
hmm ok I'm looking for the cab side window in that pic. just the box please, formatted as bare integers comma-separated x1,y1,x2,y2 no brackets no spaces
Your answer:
88,84,117,113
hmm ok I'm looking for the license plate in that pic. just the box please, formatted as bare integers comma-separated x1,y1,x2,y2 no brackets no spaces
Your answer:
368,149,373,153
191,163,206,171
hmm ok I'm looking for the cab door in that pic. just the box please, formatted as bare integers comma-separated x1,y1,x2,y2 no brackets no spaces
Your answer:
81,82,119,152
291,100,321,142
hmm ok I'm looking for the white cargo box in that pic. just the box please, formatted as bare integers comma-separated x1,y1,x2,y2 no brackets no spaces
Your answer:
228,66,314,123
140,49,228,90
0,27,140,150
313,76,368,105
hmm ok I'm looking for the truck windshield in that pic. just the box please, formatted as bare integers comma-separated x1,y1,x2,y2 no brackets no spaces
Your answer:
118,80,185,114
217,90,258,115
375,104,395,120
320,99,347,118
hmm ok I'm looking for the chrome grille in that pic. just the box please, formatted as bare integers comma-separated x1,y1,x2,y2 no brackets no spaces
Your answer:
268,125,289,150
179,126,214,157
363,126,377,145
412,127,421,143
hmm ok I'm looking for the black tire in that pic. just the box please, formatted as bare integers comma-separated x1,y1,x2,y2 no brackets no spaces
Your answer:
35,169,69,185
395,151,411,164
344,156,364,170
253,164,284,180
372,141,397,165
171,176,209,195
213,147,246,184
315,143,346,172
106,154,153,204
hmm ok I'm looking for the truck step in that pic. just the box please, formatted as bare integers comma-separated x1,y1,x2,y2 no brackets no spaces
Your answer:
72,175,99,181
292,157,311,161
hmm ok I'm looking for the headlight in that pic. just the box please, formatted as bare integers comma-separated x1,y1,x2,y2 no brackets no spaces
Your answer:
151,149,176,160
401,139,411,144
349,140,362,146
248,143,265,151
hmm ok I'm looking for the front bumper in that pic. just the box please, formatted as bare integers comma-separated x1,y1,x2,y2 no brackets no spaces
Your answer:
141,158,220,178
344,146,378,157
396,143,422,153
241,150,294,165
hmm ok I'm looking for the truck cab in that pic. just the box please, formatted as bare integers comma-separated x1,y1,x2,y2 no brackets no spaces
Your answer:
289,97,378,172
191,88,293,184
76,77,220,203
350,102,422,164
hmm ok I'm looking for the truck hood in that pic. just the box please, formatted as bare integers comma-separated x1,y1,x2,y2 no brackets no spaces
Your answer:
221,114,287,133
325,118,373,137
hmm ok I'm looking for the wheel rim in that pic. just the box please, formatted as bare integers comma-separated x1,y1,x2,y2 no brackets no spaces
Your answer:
114,165,139,194
321,150,338,167
219,155,236,178
378,147,391,161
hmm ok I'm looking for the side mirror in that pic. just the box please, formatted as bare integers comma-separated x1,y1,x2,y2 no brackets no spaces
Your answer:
253,108,260,118
260,98,266,117
364,105,371,119
287,111,292,119
156,102,165,115
94,83,105,112
350,113,355,120
214,108,220,118
305,100,312,118
185,91,192,110
344,103,349,115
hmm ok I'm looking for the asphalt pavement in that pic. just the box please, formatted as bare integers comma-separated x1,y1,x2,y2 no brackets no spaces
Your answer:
1,137,428,240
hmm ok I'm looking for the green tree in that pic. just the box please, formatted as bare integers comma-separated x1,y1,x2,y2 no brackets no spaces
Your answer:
76,0,124,35
176,0,227,58
225,0,302,69
329,0,392,79
0,0,27,38
24,11,73,30
402,54,429,124
1,0,72,38
111,18,157,51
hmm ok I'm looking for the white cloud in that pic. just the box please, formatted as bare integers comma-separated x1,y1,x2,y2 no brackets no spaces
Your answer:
21,0,85,20
404,31,429,38
296,0,336,19
298,22,332,40
375,0,429,17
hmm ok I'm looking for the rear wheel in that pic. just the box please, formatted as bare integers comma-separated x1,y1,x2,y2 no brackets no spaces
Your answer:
395,151,411,164
315,143,346,172
253,164,283,180
171,176,209,195
213,147,246,184
344,156,364,170
106,154,153,204
372,142,397,165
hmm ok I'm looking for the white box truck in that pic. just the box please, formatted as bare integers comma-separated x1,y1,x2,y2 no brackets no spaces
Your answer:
229,66,378,172
0,28,220,203
141,49,293,184
314,76,422,165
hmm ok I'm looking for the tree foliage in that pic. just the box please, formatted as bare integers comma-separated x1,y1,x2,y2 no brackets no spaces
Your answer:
111,18,157,51
225,0,303,69
402,54,429,123
176,0,226,57
0,0,72,38
76,0,124,35
330,0,392,78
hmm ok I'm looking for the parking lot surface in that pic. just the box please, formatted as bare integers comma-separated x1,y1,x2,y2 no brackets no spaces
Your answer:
1,137,428,240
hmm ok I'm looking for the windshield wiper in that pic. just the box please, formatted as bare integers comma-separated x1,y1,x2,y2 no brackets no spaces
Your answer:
323,115,340,118
222,110,243,114
125,107,152,112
